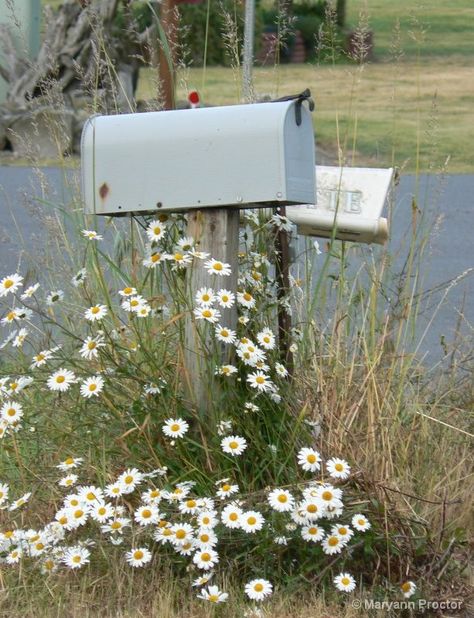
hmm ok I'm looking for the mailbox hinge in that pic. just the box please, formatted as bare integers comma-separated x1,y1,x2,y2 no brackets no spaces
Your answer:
271,89,315,126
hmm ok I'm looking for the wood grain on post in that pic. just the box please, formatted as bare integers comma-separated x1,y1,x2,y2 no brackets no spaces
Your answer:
184,208,239,412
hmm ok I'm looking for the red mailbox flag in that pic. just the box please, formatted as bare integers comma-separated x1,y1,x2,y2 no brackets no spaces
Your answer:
188,91,200,109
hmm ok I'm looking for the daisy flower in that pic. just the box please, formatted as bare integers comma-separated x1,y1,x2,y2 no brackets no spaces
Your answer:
80,375,105,398
197,585,228,603
58,474,78,489
118,468,144,493
192,573,214,587
215,325,236,344
197,511,218,529
1,401,23,424
241,511,264,534
205,259,231,276
134,504,160,526
162,418,189,439
89,502,114,523
216,364,238,377
244,579,273,601
178,497,200,515
195,288,215,307
216,480,239,499
57,457,83,472
0,274,23,297
247,371,272,392
331,524,354,543
78,486,105,504
216,289,235,308
12,328,28,348
0,483,10,505
334,573,356,593
61,546,90,569
47,369,76,392
193,307,221,323
85,304,108,322
121,295,147,313
400,581,417,598
101,517,131,534
297,447,321,472
177,236,194,252
125,547,152,567
314,485,343,510
237,291,256,309
301,524,325,543
195,529,217,549
193,548,219,570
257,329,276,350
326,458,351,480
20,283,40,299
118,286,137,297
143,250,168,268
275,363,289,378
46,290,64,305
268,488,295,513
170,251,192,268
146,220,166,243
79,335,106,360
322,534,344,555
141,487,163,504
82,230,103,240
71,269,87,287
351,514,371,532
221,435,247,456
221,504,243,529
298,499,325,521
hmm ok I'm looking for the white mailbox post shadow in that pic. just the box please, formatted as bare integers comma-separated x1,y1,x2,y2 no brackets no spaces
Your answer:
81,95,393,411
81,93,316,410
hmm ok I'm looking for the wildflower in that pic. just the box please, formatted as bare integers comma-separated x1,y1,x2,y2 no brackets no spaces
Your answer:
217,420,232,435
301,524,325,542
46,290,64,305
62,546,90,569
245,579,273,601
0,274,23,297
237,290,256,309
146,220,166,243
58,475,78,489
275,363,288,378
298,499,325,521
118,286,137,297
41,558,59,574
85,304,108,322
352,514,371,532
257,329,276,350
80,375,105,398
221,435,247,456
171,251,192,268
314,485,343,510
102,482,121,499
216,289,235,308
121,295,147,313
0,482,10,505
142,488,163,504
6,547,22,564
82,230,103,240
322,534,344,555
101,517,131,534
195,288,215,307
192,573,214,587
143,250,168,268
78,486,105,505
80,335,106,360
334,573,356,593
244,402,259,413
195,529,217,549
197,511,218,529
400,581,417,598
118,468,144,493
178,498,200,515
194,306,221,323
216,364,238,377
205,259,231,276
125,547,153,567
71,268,87,287
162,418,189,439
297,447,321,472
65,506,89,529
134,505,160,526
89,502,114,523
20,283,40,299
193,548,219,570
331,524,354,543
247,371,272,392
57,457,83,472
241,511,264,533
221,504,243,529
177,236,194,251
170,523,195,545
274,536,288,545
216,480,239,499
268,489,295,513
270,213,292,231
47,369,76,392
197,585,228,603
326,458,351,480
1,401,23,424
12,328,28,348
215,325,236,344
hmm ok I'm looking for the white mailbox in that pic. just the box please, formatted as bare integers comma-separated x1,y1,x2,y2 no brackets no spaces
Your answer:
81,98,316,216
287,166,393,245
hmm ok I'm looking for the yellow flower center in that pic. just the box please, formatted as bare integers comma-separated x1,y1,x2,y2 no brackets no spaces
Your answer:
247,516,256,526
44,560,54,570
308,527,317,535
36,353,45,361
6,311,16,321
6,408,16,417
202,310,212,318
98,507,106,515
171,424,181,432
322,491,333,502
123,287,133,294
202,517,210,525
153,227,161,235
87,342,96,350
209,594,219,603
91,306,100,314
341,577,350,586
142,509,152,518
307,454,316,464
111,522,122,530
151,253,160,263
202,294,210,302
307,504,317,513
65,457,74,465
401,582,411,593
72,555,81,564
88,384,97,391
201,553,211,562
174,253,184,261
222,484,231,492
130,300,139,307
5,531,13,538
221,329,229,337
4,279,13,289
175,529,186,540
229,513,238,522
358,519,366,526
229,441,238,450
9,382,18,390
74,509,84,519
328,537,339,547
222,295,229,302
163,528,172,536
256,376,265,384
335,463,344,472
254,583,264,592
186,499,196,508
243,293,252,301
213,263,223,271
133,550,144,560
59,516,68,525
277,494,288,503
56,376,65,383
200,534,210,543
36,543,45,550
70,499,79,506
124,475,133,484
338,527,347,535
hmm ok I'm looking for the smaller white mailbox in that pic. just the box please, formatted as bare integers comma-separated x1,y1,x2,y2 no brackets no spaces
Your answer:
81,98,316,216
287,166,393,245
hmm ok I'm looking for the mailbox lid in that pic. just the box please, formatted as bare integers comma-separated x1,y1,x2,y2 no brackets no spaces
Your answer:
81,100,315,215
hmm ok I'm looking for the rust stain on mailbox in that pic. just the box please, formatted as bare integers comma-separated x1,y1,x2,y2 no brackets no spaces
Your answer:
99,183,110,200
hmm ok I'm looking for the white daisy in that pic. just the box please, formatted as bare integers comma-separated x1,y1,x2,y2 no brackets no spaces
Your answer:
216,481,239,499
125,547,152,567
84,304,108,322
205,259,231,276
71,268,87,287
170,523,195,545
334,572,356,593
216,289,235,308
297,447,321,472
221,504,243,529
193,548,219,570
244,579,273,601
46,290,64,305
301,524,325,543
143,250,168,268
241,510,264,534
89,502,114,523
326,457,351,480
162,418,189,439
247,371,272,392
62,546,90,569
101,517,131,534
20,283,40,299
351,514,371,532
1,400,23,424
192,573,214,587
215,325,236,344
314,485,343,510
221,435,247,457
82,230,103,240
58,474,78,489
400,581,417,598
298,499,325,521
170,251,192,268
193,306,221,323
322,534,344,555
57,457,83,472
216,364,238,377
196,511,218,529
79,335,106,360
177,236,194,252
268,488,295,512
331,524,354,543
197,585,228,603
80,375,105,398
146,220,166,243
275,363,289,378
135,504,160,526
47,369,76,392
118,286,137,297
12,328,28,348
118,468,144,493
237,290,256,309
257,329,276,350
0,482,10,505
195,288,215,307
0,274,23,297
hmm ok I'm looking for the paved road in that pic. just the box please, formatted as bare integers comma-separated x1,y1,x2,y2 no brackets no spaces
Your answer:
0,166,472,363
